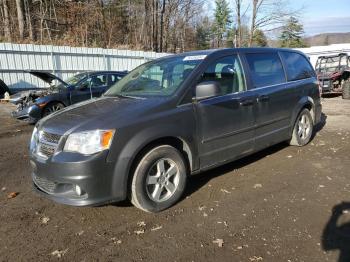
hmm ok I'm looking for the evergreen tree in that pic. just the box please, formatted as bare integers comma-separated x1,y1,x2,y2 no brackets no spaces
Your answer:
252,29,268,47
196,17,212,50
213,0,231,47
279,16,307,48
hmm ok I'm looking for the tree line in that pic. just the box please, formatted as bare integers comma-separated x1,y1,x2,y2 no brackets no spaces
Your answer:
0,0,307,52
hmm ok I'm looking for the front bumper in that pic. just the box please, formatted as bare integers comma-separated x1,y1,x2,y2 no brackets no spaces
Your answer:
12,104,42,123
319,78,332,92
30,150,126,206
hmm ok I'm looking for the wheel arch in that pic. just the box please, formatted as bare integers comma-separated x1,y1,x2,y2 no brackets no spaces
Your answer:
124,136,194,199
41,100,66,116
290,96,315,136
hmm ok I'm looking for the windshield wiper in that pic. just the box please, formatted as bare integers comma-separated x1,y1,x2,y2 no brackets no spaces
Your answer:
104,94,144,99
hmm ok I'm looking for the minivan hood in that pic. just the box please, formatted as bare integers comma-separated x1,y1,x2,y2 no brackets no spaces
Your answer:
38,96,168,135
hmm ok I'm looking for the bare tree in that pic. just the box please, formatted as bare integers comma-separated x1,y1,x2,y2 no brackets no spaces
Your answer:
15,0,25,39
24,0,34,40
234,0,242,47
159,0,166,52
248,0,299,46
0,0,206,52
2,0,11,40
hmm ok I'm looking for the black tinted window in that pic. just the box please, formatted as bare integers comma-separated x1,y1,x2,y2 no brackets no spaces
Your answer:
109,74,123,85
246,53,286,88
198,55,246,96
281,52,315,81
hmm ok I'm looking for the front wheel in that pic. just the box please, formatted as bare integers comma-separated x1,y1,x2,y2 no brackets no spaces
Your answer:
130,145,187,213
43,102,64,117
290,108,313,146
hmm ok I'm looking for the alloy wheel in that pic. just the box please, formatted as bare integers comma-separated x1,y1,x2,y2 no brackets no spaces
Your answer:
145,158,180,203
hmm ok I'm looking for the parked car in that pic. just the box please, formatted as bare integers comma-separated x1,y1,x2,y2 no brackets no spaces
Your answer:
0,78,10,99
29,48,322,212
315,53,350,95
11,70,127,123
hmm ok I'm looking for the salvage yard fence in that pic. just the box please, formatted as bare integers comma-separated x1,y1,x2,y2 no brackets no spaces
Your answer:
0,43,169,89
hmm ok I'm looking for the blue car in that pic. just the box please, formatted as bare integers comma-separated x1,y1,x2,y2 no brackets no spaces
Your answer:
11,70,127,123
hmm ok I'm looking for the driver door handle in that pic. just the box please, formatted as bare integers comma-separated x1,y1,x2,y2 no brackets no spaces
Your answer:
239,98,254,106
257,95,270,102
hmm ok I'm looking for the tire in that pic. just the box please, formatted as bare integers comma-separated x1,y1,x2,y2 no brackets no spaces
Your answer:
130,145,187,213
290,108,314,146
342,81,350,99
43,102,64,117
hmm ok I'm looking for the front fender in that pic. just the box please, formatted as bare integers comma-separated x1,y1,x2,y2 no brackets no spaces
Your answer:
108,107,198,200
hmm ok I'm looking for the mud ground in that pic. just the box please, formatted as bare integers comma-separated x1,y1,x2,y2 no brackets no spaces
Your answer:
0,97,350,262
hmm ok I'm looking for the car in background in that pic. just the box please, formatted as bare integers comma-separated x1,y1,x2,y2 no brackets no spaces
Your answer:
315,53,350,96
0,78,10,99
11,70,127,123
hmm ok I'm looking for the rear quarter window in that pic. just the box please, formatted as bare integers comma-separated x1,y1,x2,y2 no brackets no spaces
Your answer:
280,52,315,81
245,53,286,88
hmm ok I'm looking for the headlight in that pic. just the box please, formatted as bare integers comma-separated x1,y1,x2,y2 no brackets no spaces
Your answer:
64,129,115,155
30,126,38,152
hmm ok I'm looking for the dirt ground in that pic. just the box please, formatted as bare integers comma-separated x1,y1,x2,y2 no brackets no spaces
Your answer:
0,97,350,262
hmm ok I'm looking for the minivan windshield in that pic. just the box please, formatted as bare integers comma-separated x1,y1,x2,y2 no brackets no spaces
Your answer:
105,55,203,97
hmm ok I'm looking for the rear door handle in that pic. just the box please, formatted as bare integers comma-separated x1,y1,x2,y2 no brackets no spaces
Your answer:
257,95,270,102
239,98,254,106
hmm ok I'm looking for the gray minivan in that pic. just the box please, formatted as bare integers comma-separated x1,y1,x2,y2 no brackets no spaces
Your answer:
29,48,322,212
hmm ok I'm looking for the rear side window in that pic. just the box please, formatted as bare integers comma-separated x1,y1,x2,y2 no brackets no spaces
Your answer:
280,52,315,81
246,53,286,88
109,74,123,85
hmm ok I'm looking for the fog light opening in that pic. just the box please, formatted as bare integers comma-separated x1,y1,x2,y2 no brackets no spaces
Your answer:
74,185,83,196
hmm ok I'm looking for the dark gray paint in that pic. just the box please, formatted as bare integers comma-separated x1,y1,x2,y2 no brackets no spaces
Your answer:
30,48,322,206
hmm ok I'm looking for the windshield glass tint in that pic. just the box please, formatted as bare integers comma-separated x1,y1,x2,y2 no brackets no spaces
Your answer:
56,73,87,89
65,73,88,85
105,56,203,97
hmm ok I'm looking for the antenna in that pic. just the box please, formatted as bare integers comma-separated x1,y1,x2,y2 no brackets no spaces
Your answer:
88,72,93,99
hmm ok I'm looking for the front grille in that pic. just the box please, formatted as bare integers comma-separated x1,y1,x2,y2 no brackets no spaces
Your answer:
38,143,56,157
36,131,62,158
33,174,56,194
41,131,61,144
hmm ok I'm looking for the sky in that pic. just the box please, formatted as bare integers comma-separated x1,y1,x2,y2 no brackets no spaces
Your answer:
206,0,350,36
297,0,350,35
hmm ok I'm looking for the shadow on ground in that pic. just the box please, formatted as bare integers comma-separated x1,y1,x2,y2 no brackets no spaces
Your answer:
322,93,342,99
315,112,327,133
186,112,327,198
322,202,350,262
185,141,288,198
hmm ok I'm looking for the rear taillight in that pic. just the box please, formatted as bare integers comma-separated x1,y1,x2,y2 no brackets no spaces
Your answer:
317,78,322,98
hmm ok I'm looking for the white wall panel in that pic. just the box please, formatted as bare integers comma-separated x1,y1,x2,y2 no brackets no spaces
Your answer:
0,43,169,89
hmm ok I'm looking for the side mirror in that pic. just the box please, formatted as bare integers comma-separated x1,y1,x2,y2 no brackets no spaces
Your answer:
194,81,221,101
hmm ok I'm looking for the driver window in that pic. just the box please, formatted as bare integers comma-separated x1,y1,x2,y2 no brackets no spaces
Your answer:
90,74,107,88
198,55,246,96
78,78,91,90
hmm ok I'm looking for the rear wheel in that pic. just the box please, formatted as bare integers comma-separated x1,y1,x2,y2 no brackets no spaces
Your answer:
342,81,350,99
130,145,187,213
290,109,313,146
43,102,64,117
